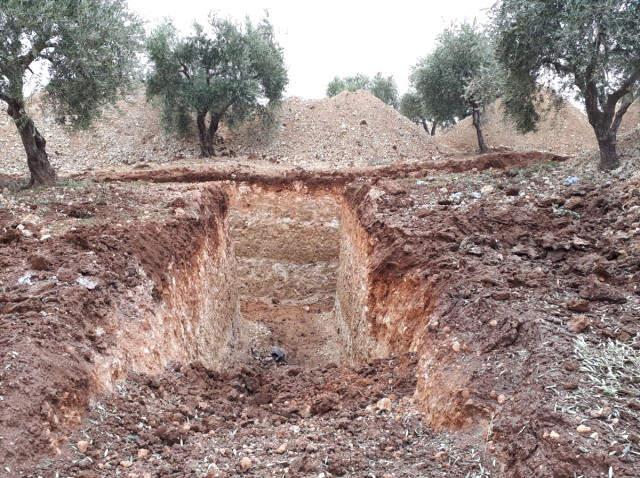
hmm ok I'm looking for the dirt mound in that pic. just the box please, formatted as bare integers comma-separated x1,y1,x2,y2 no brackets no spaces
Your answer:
0,91,199,177
229,90,440,166
620,100,640,134
439,95,598,156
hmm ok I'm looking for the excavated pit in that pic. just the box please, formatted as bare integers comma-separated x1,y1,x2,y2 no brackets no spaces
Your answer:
228,185,353,367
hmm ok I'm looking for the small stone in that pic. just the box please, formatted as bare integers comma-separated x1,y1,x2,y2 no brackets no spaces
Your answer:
567,316,591,333
120,460,133,468
76,276,98,290
576,424,592,434
497,394,507,404
434,451,448,461
452,341,461,352
566,299,590,313
564,360,580,372
375,397,392,413
77,440,89,454
275,443,287,454
489,319,498,327
239,457,252,472
29,254,52,271
549,430,560,441
564,197,584,210
492,291,510,301
299,404,312,418
137,448,150,459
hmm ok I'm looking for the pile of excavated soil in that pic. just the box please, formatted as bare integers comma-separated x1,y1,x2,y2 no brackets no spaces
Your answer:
438,95,640,156
229,90,440,167
342,159,640,476
1,90,440,181
0,92,200,177
439,96,595,155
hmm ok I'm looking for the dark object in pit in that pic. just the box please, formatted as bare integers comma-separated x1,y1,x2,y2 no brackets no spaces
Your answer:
271,346,286,363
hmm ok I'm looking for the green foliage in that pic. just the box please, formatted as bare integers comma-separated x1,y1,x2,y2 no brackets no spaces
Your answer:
369,73,399,108
410,22,498,125
326,74,370,97
493,0,640,134
326,73,399,107
399,91,426,124
146,15,287,147
0,0,144,128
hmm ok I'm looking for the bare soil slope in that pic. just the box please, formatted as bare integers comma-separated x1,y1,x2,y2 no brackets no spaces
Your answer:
439,95,597,155
1,90,439,181
0,92,199,177
229,90,440,166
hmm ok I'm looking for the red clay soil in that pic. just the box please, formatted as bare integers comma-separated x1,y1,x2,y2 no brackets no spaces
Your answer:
0,152,638,477
0,183,229,473
343,171,639,476
88,151,567,188
29,355,496,477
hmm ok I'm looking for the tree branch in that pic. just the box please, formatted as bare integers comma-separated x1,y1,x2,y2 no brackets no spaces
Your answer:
611,93,636,133
179,62,191,79
606,69,640,111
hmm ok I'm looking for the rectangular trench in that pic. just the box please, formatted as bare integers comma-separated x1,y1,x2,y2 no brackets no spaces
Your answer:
228,185,349,367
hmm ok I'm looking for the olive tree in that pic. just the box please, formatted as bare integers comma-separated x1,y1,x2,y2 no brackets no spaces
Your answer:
400,91,437,135
369,73,399,108
411,23,498,152
146,16,287,157
326,74,371,97
493,0,640,170
326,73,399,108
0,0,143,186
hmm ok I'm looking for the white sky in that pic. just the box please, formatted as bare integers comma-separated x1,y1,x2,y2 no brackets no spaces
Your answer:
127,0,496,99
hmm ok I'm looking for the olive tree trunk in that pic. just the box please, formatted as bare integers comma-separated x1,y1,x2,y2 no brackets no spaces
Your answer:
582,75,638,171
6,100,56,187
196,110,221,158
595,131,619,171
471,104,488,153
420,119,437,136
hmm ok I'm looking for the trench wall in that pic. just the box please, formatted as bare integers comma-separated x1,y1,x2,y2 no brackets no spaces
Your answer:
93,187,243,390
336,185,470,430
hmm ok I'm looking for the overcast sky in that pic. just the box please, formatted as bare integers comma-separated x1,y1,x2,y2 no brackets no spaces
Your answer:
127,0,496,99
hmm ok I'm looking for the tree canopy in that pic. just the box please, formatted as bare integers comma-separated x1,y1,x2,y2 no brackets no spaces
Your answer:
400,90,436,135
411,22,499,152
146,15,288,157
0,0,143,186
326,73,399,107
493,0,640,170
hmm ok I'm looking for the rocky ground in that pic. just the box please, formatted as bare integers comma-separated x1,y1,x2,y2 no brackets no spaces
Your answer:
29,354,498,477
1,88,639,477
342,153,640,476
